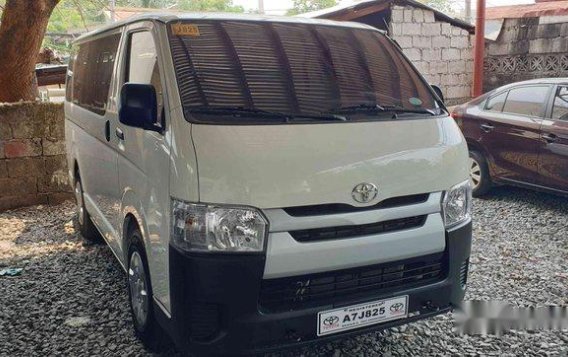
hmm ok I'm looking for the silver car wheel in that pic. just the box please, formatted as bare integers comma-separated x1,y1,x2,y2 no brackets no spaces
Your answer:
469,157,482,189
129,251,149,328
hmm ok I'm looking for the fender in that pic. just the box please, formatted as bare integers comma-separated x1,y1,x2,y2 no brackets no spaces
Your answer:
120,187,150,265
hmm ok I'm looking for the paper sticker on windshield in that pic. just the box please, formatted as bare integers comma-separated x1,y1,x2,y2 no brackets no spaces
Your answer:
172,23,200,37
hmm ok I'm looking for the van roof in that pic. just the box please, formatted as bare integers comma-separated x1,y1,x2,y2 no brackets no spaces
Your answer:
75,12,382,43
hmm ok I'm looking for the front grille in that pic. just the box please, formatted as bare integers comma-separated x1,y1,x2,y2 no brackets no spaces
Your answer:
289,215,427,242
260,254,446,312
283,193,429,217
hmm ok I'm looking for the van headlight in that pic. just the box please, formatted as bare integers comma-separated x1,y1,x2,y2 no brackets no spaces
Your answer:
171,199,268,253
442,180,472,229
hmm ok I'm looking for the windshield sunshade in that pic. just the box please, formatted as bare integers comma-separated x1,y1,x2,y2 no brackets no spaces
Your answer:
168,20,439,122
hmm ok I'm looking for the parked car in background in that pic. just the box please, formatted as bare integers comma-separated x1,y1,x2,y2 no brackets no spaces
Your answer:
453,78,568,197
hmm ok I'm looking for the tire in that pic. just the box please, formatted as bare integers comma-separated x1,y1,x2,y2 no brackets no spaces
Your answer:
127,229,167,351
469,150,492,197
74,179,101,242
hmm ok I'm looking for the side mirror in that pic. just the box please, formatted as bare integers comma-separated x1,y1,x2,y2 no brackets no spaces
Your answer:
119,83,159,131
431,85,445,104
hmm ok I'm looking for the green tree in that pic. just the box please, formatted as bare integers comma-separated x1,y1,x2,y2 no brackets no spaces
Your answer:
176,0,244,12
43,0,244,53
48,0,98,32
135,0,177,8
286,0,337,16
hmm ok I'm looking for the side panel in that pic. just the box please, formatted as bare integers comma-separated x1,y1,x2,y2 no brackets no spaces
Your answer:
538,118,568,192
115,21,183,311
64,28,124,258
65,92,122,256
537,85,568,192
467,105,543,184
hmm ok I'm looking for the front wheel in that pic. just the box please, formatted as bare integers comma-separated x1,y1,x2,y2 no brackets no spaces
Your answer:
127,229,166,351
74,179,101,242
469,151,492,197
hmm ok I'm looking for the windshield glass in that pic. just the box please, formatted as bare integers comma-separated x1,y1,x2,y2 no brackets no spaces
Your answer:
167,20,440,123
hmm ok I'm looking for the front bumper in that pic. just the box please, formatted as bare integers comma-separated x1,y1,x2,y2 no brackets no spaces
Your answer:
166,221,472,356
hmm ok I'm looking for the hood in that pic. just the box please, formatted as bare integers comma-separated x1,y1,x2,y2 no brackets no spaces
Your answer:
191,117,468,209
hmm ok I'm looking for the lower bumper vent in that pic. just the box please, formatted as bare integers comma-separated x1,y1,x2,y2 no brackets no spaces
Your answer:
260,253,447,312
189,303,220,341
460,259,469,289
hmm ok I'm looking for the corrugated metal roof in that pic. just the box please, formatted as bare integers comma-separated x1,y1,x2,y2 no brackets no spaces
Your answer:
486,1,568,20
299,0,475,33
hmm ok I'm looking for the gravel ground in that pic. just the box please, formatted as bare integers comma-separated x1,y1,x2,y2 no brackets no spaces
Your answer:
1,186,567,356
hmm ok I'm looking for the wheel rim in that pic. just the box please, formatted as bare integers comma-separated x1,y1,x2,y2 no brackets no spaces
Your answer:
129,251,149,328
469,157,482,189
74,182,84,226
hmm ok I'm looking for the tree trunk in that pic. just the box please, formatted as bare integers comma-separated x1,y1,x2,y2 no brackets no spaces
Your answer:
0,0,60,103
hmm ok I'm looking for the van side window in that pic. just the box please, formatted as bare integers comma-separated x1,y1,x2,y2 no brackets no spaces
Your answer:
485,91,507,112
502,86,549,117
71,34,121,115
126,31,163,125
552,86,568,121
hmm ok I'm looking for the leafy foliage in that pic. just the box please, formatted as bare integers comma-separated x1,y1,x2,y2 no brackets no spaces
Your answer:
176,0,244,12
48,0,103,33
286,0,337,16
40,0,244,54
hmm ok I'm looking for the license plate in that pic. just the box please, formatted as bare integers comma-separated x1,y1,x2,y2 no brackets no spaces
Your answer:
317,295,408,336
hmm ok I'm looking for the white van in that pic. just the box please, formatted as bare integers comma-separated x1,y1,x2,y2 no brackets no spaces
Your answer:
65,13,472,355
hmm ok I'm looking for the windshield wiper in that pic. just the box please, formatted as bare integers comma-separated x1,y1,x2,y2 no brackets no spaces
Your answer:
187,106,286,119
381,105,437,116
329,104,387,114
187,106,347,122
328,104,437,117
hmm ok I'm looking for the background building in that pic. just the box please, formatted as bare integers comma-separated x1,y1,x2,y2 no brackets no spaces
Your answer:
301,0,475,106
484,0,568,92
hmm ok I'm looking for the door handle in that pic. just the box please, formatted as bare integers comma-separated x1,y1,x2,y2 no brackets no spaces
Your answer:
116,127,125,141
542,133,558,143
104,121,111,142
480,123,494,133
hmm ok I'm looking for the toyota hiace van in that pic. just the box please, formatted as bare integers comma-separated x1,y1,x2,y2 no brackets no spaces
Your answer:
65,13,472,355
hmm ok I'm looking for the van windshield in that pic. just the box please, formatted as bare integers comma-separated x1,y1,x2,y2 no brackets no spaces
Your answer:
168,20,441,123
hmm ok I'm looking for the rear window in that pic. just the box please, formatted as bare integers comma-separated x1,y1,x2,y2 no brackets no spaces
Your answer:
168,21,439,123
67,33,121,115
485,91,507,112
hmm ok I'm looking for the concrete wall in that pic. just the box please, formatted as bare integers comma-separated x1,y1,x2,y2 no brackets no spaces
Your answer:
0,102,72,211
390,5,474,106
484,17,568,92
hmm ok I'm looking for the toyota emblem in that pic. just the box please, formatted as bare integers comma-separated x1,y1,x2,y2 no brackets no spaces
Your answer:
352,183,378,203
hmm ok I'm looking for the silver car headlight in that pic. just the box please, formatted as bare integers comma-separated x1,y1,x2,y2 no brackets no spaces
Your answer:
171,199,268,253
442,180,472,229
